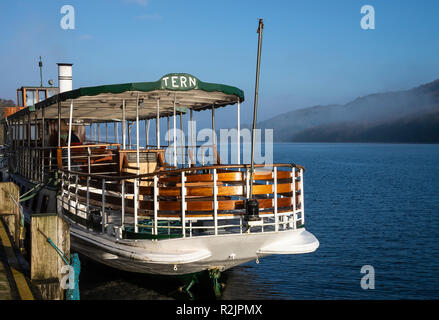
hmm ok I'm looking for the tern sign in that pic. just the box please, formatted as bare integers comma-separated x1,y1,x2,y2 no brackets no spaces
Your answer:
160,74,198,91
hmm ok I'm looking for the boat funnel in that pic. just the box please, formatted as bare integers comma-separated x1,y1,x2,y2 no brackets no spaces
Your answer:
57,63,73,93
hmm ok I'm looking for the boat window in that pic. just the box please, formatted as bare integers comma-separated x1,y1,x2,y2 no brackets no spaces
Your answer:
38,89,47,102
47,89,57,98
26,89,37,106
31,125,36,140
17,89,23,106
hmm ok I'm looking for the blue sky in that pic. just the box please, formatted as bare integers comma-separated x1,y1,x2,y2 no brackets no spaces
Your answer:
1,0,439,128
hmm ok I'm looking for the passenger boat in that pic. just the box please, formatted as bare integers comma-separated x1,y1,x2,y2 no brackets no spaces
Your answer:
1,62,319,294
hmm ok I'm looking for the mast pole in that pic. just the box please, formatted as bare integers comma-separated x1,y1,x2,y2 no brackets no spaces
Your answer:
39,56,43,87
245,18,264,221
249,18,264,197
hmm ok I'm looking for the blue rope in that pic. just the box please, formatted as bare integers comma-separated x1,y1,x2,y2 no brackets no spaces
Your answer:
47,238,70,265
65,253,80,301
46,237,81,300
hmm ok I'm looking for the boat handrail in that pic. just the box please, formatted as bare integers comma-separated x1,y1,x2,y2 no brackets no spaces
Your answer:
58,162,305,238
58,163,305,181
58,143,121,149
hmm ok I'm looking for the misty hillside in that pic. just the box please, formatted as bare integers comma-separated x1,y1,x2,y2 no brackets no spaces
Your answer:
257,79,439,143
293,106,439,143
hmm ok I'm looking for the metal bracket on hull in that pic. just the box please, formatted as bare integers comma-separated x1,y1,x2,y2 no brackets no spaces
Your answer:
257,230,319,255
208,267,224,299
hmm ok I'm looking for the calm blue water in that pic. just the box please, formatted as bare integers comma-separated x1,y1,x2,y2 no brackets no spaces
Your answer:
222,143,439,299
80,143,439,299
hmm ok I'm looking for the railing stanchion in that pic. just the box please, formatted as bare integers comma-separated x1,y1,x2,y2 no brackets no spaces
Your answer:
153,175,158,235
300,168,305,226
60,171,65,208
134,178,138,233
213,168,218,235
102,178,106,234
274,167,278,232
67,172,71,215
74,174,79,220
121,180,125,228
86,147,91,221
181,171,186,237
292,167,297,230
245,167,250,199
86,174,90,220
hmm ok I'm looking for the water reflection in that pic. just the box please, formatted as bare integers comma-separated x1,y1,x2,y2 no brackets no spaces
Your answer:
79,255,281,300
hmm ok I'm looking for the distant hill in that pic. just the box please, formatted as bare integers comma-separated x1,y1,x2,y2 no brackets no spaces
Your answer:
0,98,16,144
293,106,439,143
0,98,16,108
256,79,439,143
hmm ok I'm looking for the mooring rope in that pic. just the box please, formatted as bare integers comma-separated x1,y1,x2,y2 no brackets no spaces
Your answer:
19,177,54,203
37,228,81,300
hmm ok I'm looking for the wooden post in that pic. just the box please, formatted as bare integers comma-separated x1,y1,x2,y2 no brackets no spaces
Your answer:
30,213,70,300
0,182,20,246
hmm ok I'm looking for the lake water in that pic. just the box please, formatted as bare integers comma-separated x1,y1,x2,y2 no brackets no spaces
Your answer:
80,143,439,300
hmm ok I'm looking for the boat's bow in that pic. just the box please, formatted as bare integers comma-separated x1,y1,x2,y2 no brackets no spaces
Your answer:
257,229,319,255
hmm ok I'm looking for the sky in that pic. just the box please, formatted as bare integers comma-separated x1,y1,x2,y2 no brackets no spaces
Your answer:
1,0,439,129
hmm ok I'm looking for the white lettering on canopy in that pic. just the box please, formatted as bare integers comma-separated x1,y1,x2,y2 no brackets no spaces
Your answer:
161,75,198,89
180,76,187,87
171,76,178,87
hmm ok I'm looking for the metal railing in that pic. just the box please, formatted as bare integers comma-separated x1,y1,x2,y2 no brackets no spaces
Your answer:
58,161,306,240
7,140,306,239
9,145,58,183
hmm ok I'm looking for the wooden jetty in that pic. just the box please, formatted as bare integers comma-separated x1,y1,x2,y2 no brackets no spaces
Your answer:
0,182,70,300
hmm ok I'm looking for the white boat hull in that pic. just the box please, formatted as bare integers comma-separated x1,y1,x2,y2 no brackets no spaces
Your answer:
69,221,319,275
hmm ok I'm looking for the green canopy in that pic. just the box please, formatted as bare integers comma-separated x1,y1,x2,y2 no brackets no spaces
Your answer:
6,73,244,122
